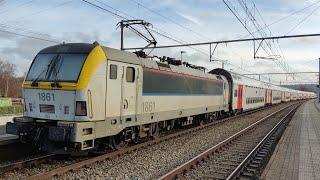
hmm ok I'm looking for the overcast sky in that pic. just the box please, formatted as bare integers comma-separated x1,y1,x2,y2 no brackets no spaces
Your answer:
0,0,319,84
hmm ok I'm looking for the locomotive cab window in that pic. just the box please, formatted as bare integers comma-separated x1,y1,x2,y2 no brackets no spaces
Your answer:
26,53,87,82
126,67,135,82
109,64,117,79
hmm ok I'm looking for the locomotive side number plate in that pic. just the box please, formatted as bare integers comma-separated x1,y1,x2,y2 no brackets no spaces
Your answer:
142,101,155,113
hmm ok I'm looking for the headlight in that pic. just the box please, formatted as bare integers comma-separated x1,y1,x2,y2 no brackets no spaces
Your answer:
75,101,87,116
29,103,33,112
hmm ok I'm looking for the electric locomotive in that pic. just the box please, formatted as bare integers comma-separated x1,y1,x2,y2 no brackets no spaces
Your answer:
7,42,231,153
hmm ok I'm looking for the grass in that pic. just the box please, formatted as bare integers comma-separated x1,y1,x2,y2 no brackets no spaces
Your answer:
0,106,23,115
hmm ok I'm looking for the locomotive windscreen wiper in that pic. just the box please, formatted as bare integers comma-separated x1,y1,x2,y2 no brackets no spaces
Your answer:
45,54,60,80
31,68,46,87
50,55,63,88
31,54,60,87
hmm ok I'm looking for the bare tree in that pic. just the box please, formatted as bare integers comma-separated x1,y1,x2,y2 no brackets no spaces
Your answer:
0,59,18,97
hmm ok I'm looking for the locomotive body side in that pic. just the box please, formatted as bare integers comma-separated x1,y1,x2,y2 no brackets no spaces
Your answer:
7,43,230,153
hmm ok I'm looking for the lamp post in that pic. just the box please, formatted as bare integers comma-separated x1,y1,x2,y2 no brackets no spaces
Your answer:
180,51,186,61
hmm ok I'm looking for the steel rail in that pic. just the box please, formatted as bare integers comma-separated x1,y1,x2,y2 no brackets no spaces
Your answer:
0,154,55,174
314,99,320,112
159,102,300,180
25,103,289,180
226,103,299,179
0,105,265,177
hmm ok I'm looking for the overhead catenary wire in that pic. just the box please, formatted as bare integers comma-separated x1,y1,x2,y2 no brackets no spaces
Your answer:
120,0,258,76
227,0,288,72
0,0,316,84
127,0,253,71
1,0,74,25
128,0,209,42
81,0,269,76
222,0,273,57
81,0,209,56
82,0,127,19
123,33,320,50
93,0,209,55
0,0,74,44
241,0,320,39
248,5,286,72
123,30,320,83
286,4,320,35
0,23,54,40
234,0,317,78
0,0,36,15
0,28,60,43
248,1,320,74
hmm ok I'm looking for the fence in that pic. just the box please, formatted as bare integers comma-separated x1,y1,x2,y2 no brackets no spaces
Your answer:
0,98,24,115
0,98,12,107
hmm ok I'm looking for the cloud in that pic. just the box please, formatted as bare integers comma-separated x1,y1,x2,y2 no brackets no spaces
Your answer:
61,31,104,44
177,12,202,25
0,36,54,75
0,30,16,39
292,37,320,45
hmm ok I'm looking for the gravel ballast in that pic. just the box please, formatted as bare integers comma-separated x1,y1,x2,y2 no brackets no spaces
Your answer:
1,102,295,180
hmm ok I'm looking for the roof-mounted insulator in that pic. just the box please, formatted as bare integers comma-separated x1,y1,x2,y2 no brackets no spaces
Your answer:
166,57,182,66
93,41,100,46
183,62,206,71
134,50,147,58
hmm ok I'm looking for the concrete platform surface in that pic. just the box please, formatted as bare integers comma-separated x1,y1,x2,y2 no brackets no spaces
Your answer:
0,133,18,145
0,115,19,144
261,100,320,180
0,115,17,126
0,125,5,135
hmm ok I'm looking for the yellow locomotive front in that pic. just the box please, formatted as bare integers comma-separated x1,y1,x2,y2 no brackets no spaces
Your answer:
6,43,107,153
24,52,87,120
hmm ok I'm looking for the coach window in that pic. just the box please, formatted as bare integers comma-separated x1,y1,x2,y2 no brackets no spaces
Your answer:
126,67,135,82
110,64,117,79
234,90,237,97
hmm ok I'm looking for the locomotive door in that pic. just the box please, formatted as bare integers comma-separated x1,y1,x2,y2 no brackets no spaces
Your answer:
106,61,138,123
222,82,226,106
121,65,138,121
106,61,123,120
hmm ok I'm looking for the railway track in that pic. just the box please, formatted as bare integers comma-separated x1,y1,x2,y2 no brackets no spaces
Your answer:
25,108,269,179
160,102,300,180
0,154,54,174
23,102,299,180
314,99,320,112
0,101,299,179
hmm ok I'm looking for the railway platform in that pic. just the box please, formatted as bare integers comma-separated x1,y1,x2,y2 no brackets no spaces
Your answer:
0,115,18,145
0,134,18,145
0,115,18,126
261,100,320,180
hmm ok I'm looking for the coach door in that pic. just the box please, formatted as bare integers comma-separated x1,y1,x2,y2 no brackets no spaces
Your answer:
121,65,138,122
265,89,272,105
237,85,243,109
